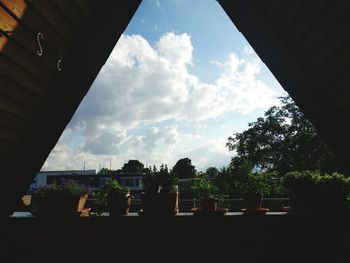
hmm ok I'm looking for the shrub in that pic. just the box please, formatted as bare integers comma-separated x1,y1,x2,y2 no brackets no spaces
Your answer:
35,179,88,198
190,179,219,199
95,179,128,204
142,164,178,193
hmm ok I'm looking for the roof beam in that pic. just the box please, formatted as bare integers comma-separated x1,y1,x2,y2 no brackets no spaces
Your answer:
1,0,141,216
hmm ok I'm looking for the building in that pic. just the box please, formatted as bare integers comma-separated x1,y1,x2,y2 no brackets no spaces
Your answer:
29,170,97,191
28,168,143,194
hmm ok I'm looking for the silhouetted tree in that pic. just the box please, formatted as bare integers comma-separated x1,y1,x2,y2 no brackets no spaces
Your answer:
206,167,219,178
172,158,196,179
226,96,348,176
122,160,144,173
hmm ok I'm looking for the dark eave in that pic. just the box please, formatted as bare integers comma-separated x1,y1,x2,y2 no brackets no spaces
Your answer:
0,0,141,215
218,0,350,169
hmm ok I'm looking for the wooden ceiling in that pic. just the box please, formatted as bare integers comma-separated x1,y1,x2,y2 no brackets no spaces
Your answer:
0,0,141,215
219,0,350,169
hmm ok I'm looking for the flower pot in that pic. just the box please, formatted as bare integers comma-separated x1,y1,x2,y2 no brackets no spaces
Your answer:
107,193,133,216
242,192,262,210
141,192,179,216
199,198,218,211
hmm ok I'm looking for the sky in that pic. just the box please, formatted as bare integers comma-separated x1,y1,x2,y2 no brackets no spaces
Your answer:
41,0,287,172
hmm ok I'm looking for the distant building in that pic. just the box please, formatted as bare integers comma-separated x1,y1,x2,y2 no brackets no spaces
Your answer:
118,172,143,191
29,170,97,191
28,169,143,194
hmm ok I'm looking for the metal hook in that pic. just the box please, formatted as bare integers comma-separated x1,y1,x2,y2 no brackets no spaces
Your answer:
57,54,63,71
36,32,44,56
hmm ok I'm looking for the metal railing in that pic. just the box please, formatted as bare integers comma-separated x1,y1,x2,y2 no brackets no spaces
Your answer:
85,197,290,213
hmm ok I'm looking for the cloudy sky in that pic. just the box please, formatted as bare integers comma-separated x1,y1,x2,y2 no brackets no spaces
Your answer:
42,0,286,172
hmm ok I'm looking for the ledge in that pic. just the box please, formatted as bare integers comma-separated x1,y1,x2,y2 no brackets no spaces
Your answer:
3,211,349,263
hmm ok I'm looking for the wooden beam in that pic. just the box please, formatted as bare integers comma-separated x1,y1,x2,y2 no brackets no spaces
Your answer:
218,0,350,169
0,0,142,216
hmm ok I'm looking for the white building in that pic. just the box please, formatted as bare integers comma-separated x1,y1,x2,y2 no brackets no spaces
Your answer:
29,170,96,190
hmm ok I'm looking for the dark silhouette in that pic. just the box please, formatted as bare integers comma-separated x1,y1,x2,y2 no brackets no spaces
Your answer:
172,157,196,179
227,96,348,176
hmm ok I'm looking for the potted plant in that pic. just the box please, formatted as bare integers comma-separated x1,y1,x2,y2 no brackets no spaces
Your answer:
238,174,271,212
95,179,133,216
31,179,89,218
141,164,179,216
190,178,219,211
282,171,350,214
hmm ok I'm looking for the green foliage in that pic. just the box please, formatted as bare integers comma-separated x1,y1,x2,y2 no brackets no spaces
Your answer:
142,168,161,193
236,173,275,196
213,162,283,198
172,158,196,179
190,179,220,199
282,170,317,192
214,166,241,198
35,179,87,198
226,96,347,176
282,170,350,211
142,164,178,193
94,179,128,204
316,173,350,196
282,170,350,196
206,167,219,178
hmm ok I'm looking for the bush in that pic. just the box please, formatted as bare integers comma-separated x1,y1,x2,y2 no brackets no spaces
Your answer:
94,179,128,204
282,170,350,212
190,179,220,199
142,164,178,193
35,179,88,198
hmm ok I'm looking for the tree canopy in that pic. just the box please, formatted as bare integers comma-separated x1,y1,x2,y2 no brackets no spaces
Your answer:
226,96,348,176
172,158,196,179
122,160,144,173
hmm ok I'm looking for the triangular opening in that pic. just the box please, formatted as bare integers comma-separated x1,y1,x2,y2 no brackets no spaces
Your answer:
25,0,347,214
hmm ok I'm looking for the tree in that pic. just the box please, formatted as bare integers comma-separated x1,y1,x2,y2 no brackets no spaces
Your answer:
226,96,348,176
214,166,240,198
206,167,219,178
121,160,144,173
172,158,196,179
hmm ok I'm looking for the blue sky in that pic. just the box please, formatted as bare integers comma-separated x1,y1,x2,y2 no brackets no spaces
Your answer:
42,0,286,172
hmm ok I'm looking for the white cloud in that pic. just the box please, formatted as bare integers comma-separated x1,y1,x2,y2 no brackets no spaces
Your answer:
155,0,161,9
244,46,255,55
177,138,231,171
71,32,277,130
45,32,280,172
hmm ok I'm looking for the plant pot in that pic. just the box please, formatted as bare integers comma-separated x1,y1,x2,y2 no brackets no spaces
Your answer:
141,192,179,216
34,194,88,218
242,192,262,210
107,193,133,216
199,198,218,211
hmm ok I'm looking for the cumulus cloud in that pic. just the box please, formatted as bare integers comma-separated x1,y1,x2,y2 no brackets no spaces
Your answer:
45,32,280,171
44,125,229,172
71,32,277,131
244,46,255,55
43,125,181,171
